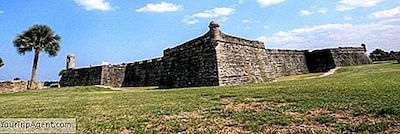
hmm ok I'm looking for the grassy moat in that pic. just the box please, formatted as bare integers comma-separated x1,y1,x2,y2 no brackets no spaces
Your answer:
0,63,399,133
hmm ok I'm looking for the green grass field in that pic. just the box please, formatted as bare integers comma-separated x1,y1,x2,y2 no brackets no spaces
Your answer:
1,63,400,133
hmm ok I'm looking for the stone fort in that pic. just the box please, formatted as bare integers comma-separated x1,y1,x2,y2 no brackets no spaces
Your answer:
60,22,372,88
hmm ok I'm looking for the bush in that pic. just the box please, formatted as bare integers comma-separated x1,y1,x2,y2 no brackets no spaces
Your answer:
369,49,400,61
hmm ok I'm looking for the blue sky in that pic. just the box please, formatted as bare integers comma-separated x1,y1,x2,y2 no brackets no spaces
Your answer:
0,0,399,81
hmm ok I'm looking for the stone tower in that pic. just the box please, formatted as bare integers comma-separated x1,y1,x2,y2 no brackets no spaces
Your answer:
208,21,222,41
361,44,367,52
66,53,75,70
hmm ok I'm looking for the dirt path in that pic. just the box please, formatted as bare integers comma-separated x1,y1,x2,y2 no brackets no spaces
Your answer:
319,67,342,78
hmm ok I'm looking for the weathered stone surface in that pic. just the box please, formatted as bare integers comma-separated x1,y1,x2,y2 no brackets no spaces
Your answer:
60,58,163,88
306,47,373,72
102,64,127,87
60,22,373,88
160,35,219,88
122,58,162,87
67,53,75,70
0,81,43,93
216,40,272,86
0,81,28,93
28,81,43,90
331,47,373,66
265,49,309,77
60,66,103,87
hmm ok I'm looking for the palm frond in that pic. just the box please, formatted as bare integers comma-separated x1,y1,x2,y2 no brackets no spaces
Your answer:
0,58,4,68
13,24,61,56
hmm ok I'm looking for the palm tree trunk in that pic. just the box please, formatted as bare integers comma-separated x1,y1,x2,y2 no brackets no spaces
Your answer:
28,49,40,89
31,49,40,82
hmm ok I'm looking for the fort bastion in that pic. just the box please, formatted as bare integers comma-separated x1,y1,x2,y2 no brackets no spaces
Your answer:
60,21,372,88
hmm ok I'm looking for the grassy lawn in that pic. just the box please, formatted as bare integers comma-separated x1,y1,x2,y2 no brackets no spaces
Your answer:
1,63,400,133
275,72,323,81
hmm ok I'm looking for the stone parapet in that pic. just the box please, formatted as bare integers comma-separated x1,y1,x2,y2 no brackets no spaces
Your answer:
265,49,308,54
0,81,43,93
219,33,265,49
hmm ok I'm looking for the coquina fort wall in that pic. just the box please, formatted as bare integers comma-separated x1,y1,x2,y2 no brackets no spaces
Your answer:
60,22,373,88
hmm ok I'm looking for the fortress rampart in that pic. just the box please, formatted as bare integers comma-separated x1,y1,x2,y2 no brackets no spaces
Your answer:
265,49,309,77
60,22,373,88
306,47,373,72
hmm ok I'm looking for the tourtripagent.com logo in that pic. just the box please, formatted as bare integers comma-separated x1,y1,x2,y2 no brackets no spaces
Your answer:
0,118,76,134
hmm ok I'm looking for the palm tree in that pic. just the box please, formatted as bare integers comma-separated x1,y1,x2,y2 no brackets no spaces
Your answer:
0,58,4,68
13,25,61,85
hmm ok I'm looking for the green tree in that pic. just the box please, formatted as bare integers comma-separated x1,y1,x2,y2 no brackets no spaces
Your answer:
13,25,61,83
369,49,390,61
0,58,4,68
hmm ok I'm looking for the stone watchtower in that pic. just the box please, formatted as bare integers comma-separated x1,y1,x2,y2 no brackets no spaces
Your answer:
361,44,367,52
66,53,75,70
208,21,222,41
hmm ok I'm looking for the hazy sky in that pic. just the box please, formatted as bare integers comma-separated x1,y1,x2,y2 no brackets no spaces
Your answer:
0,0,399,81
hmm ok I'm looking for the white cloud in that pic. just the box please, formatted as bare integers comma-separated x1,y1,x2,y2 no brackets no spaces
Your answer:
136,1,183,13
344,16,352,20
183,7,235,25
299,8,328,17
182,18,199,25
369,6,400,19
378,18,400,24
192,7,235,18
299,10,313,17
337,0,384,11
101,61,110,65
263,21,400,51
257,36,268,42
74,0,113,11
256,0,287,7
242,19,250,23
241,19,261,23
